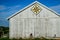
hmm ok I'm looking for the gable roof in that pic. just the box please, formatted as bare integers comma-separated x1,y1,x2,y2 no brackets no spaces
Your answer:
7,1,60,20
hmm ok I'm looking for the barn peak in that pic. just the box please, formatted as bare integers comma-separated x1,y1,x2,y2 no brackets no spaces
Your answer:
7,1,59,20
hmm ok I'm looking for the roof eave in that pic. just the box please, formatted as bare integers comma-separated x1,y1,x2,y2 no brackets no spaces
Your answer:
7,1,60,20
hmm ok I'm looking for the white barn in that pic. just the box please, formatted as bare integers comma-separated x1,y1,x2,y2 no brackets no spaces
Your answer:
7,1,60,39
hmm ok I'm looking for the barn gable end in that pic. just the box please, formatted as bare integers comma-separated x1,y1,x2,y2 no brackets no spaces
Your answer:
9,1,60,38
7,1,60,20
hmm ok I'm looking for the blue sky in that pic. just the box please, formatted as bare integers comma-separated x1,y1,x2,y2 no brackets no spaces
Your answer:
0,0,60,27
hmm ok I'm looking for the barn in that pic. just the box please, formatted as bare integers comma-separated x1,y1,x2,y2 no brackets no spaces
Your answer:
7,1,60,39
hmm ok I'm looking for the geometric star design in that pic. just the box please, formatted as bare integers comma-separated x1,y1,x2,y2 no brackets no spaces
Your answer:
31,3,42,15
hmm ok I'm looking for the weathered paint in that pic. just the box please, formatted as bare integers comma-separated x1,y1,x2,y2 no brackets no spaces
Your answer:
9,1,60,39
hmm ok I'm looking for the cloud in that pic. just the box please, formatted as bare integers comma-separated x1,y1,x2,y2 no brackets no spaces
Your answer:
0,5,22,21
0,5,22,26
0,5,21,11
50,5,60,14
0,5,21,17
0,5,6,10
6,5,22,17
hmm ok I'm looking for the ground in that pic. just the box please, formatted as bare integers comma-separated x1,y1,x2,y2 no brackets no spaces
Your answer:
0,37,60,40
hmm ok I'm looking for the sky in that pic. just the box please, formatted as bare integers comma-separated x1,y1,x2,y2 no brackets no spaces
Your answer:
0,0,60,27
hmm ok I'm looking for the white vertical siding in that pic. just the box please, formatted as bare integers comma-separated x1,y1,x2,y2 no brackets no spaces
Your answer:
9,2,60,39
56,18,60,37
9,15,18,38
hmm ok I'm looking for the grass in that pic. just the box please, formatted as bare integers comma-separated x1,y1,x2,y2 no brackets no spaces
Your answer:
0,37,10,40
0,37,57,40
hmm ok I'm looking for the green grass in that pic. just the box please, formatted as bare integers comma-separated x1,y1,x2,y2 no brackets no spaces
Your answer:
0,37,56,40
0,37,10,40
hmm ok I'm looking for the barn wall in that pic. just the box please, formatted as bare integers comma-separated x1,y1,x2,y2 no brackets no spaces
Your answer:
9,2,60,39
9,15,60,38
56,18,60,37
9,15,19,38
17,3,60,38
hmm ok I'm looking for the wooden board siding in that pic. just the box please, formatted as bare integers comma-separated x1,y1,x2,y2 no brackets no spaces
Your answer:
9,1,60,39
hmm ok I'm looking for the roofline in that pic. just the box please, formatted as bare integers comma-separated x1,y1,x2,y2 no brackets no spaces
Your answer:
7,1,60,20
7,1,38,20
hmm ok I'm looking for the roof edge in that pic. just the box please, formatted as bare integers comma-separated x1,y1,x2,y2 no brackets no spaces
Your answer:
7,1,38,20
7,1,60,20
